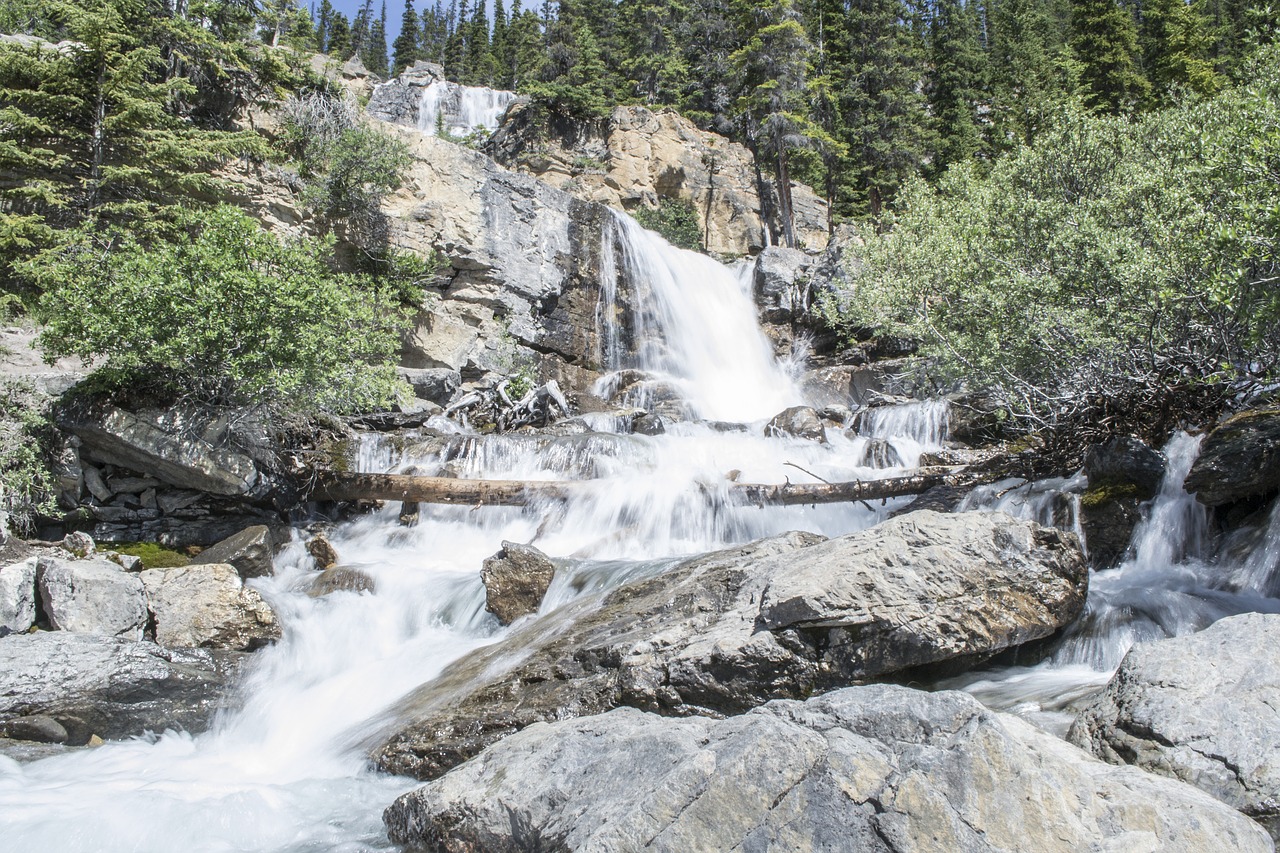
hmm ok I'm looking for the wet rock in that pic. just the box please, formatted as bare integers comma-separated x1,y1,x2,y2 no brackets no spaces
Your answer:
308,566,377,597
1184,408,1280,506
397,367,462,406
37,556,147,640
190,524,275,580
386,685,1269,853
630,412,665,436
139,564,280,651
372,512,1086,780
1079,490,1141,570
306,532,339,569
1,714,68,744
858,437,903,468
480,542,556,626
891,484,972,517
765,406,828,443
1085,436,1167,500
1070,612,1280,839
752,247,811,323
0,557,38,632
0,631,240,744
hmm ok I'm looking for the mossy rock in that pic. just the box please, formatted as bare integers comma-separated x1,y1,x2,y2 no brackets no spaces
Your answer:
111,542,190,569
1081,483,1141,509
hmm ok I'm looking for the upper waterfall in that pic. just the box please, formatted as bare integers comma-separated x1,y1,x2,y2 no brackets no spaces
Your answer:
416,80,517,138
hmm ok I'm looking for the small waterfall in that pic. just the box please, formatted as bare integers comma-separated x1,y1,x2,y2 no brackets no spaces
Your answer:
416,80,517,138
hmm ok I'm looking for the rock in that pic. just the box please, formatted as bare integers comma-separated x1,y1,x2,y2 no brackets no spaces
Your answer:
1085,436,1167,500
1070,612,1280,838
107,552,143,572
306,533,339,569
190,524,275,580
480,542,557,626
365,60,445,124
37,556,147,640
62,405,261,497
1079,490,1142,570
0,557,38,632
308,566,377,597
0,631,240,744
372,512,1086,780
397,367,462,405
139,564,280,651
765,405,827,443
1,714,68,744
946,391,1010,445
368,62,516,137
1184,408,1280,506
752,247,812,323
385,685,1270,853
82,465,113,502
60,530,96,558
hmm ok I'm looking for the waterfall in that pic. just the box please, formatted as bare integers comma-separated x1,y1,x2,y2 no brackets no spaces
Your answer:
416,80,516,139
0,208,954,852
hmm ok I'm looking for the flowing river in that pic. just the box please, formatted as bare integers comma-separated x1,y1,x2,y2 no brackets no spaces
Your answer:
1,211,1277,851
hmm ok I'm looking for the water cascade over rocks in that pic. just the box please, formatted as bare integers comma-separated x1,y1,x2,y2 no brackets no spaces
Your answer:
2,208,1278,850
416,80,517,139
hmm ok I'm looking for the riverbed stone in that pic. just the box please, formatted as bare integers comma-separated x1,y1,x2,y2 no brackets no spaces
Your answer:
37,556,147,640
0,557,37,632
480,542,556,625
1,714,69,744
0,631,240,744
372,511,1086,780
1070,612,1280,838
765,405,828,443
308,566,376,597
1184,407,1280,506
139,563,280,651
190,524,275,579
385,685,1271,853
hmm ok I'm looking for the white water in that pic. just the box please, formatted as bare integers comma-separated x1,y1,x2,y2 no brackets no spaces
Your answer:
416,80,516,139
0,217,952,851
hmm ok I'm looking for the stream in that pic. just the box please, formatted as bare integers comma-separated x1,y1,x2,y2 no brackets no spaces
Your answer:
1,210,1278,851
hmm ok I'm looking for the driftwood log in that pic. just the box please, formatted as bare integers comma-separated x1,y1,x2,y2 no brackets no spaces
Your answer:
311,466,977,508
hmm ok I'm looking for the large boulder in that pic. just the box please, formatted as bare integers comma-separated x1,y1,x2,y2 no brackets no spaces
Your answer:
385,685,1271,853
752,246,811,323
0,557,37,632
1184,408,1280,506
1070,612,1280,838
0,631,241,744
190,524,275,580
764,405,828,443
1078,437,1167,569
37,556,148,640
372,511,1086,780
480,541,556,625
139,563,281,651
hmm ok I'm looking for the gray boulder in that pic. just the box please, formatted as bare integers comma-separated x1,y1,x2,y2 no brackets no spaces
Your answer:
308,566,377,597
764,405,828,443
191,524,275,579
0,557,38,632
38,556,147,640
397,367,462,406
752,246,811,323
480,541,556,625
0,631,241,744
386,685,1271,853
1185,408,1280,506
1085,436,1167,500
139,564,281,651
1070,612,1280,838
372,511,1086,780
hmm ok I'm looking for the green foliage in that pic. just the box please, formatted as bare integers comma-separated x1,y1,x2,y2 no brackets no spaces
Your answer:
112,541,191,568
29,206,410,414
0,379,59,536
634,197,705,252
1069,0,1150,112
822,59,1280,440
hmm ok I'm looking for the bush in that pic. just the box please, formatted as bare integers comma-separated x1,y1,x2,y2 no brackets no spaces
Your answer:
0,380,58,536
634,197,705,252
28,206,410,414
822,49,1280,449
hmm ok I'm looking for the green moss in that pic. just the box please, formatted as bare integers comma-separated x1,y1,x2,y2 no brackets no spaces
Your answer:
1081,482,1140,508
113,542,190,569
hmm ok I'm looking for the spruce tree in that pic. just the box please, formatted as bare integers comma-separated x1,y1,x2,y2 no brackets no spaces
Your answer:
365,1,390,76
328,12,354,58
315,0,335,52
1139,0,1220,104
443,0,467,79
986,0,1069,149
393,0,421,73
618,0,690,106
1069,0,1149,112
679,0,739,134
505,1,546,87
492,0,510,84
467,0,497,85
927,0,989,175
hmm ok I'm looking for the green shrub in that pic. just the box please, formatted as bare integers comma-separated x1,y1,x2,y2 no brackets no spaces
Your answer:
0,380,58,536
634,197,705,252
28,205,410,414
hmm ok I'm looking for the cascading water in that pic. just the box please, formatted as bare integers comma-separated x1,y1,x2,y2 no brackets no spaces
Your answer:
416,80,516,138
0,215,951,851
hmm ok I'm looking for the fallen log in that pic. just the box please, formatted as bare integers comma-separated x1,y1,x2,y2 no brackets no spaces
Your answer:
311,466,974,508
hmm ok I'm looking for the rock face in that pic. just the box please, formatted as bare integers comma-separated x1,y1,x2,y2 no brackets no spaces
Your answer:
753,246,812,323
1070,612,1280,838
37,556,148,640
139,564,281,651
385,685,1271,853
372,511,1086,780
190,524,275,580
1077,437,1166,568
1184,408,1280,506
367,61,516,137
0,557,38,632
0,631,240,744
487,103,829,256
1085,436,1167,499
480,542,556,625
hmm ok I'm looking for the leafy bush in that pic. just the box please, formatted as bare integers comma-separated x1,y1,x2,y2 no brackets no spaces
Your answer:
28,205,410,414
0,380,58,536
822,49,1280,448
634,197,705,252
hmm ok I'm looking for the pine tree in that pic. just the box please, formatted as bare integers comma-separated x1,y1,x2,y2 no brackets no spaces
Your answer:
315,0,335,52
927,0,989,175
618,0,689,106
986,0,1069,149
393,0,421,73
679,0,739,134
364,1,390,76
1139,0,1220,104
1069,0,1149,112
328,12,354,58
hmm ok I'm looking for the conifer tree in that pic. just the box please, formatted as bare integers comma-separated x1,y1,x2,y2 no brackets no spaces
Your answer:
679,0,739,133
1139,0,1220,104
618,0,689,106
1069,0,1149,112
443,0,468,79
492,0,510,83
505,1,546,87
315,0,335,52
927,0,989,175
986,0,1068,149
467,0,497,85
328,12,354,58
392,0,421,73
365,1,390,76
